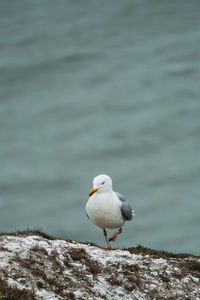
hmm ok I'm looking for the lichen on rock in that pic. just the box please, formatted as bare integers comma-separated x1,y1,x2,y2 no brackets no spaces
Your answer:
0,231,199,299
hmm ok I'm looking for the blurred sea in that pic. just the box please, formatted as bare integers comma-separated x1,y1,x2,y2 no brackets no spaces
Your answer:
0,0,200,254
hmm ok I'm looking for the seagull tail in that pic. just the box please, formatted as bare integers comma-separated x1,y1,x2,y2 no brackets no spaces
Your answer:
132,209,135,216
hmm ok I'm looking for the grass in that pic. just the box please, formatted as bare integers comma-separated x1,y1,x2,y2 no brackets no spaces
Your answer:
0,278,35,300
124,244,199,259
0,229,55,240
180,259,200,278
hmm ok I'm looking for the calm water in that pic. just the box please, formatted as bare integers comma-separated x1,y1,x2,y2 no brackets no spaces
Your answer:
0,0,200,254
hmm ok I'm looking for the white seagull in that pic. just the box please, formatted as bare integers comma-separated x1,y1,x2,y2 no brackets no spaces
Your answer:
86,174,134,249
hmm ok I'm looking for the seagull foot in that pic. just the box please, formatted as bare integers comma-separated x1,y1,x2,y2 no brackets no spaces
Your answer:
93,244,117,251
109,232,118,242
108,228,123,242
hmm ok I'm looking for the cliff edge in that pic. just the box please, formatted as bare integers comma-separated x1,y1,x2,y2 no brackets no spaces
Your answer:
0,231,200,299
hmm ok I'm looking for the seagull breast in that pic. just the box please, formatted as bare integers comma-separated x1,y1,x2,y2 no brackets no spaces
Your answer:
86,191,125,229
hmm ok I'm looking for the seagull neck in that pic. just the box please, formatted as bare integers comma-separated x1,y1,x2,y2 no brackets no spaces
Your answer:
99,189,113,196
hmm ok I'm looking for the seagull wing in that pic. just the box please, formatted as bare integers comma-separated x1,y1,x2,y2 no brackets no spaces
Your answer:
115,192,133,221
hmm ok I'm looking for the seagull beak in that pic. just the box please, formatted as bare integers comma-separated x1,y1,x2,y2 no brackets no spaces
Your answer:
89,187,98,197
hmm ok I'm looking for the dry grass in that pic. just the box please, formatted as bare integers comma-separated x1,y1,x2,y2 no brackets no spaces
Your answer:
0,229,55,240
68,247,101,276
179,259,200,278
125,244,198,259
0,277,35,300
0,245,11,252
30,246,49,256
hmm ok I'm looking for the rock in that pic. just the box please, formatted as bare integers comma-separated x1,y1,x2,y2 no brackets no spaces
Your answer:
0,231,200,299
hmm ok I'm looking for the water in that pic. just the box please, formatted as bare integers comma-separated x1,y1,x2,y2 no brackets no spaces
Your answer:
0,0,200,254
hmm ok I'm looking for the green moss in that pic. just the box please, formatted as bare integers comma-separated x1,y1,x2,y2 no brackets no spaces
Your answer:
124,244,199,259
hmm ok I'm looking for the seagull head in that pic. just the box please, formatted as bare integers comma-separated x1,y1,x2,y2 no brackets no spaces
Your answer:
89,174,113,197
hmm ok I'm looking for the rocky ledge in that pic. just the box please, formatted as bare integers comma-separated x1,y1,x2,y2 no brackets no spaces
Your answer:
0,231,200,300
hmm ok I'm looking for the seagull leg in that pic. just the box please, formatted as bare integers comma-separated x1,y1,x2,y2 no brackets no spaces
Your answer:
103,228,111,249
109,227,122,242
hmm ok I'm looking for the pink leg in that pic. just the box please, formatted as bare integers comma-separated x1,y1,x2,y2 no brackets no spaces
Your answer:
103,229,111,249
109,228,122,242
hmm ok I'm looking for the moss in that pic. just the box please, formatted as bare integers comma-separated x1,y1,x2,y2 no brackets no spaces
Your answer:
36,281,43,289
106,275,122,286
0,277,35,300
184,260,200,272
0,229,55,240
159,274,170,282
121,263,140,274
63,258,73,268
0,246,11,252
50,249,59,259
124,244,198,259
69,247,101,275
69,247,87,261
12,256,47,281
0,229,78,247
46,277,65,293
30,246,49,256
64,291,76,299
88,261,101,275
180,259,200,278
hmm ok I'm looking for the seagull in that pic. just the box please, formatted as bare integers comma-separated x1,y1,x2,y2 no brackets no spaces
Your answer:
86,174,134,249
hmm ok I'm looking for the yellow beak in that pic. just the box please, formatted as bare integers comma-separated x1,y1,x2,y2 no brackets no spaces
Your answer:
89,187,98,197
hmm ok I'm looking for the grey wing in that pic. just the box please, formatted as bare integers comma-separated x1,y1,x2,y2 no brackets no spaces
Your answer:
116,192,133,221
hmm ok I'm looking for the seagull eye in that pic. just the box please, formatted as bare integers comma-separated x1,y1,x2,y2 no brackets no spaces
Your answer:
101,181,105,185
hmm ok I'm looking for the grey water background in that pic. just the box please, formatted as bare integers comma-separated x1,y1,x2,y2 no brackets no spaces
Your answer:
0,0,200,254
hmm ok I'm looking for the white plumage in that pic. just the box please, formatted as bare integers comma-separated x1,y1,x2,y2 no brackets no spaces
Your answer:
86,189,125,229
86,174,134,249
